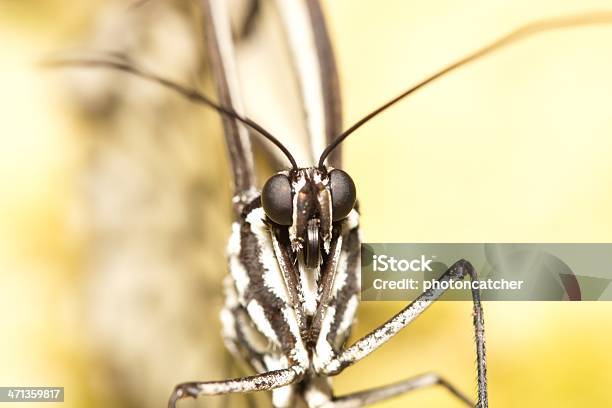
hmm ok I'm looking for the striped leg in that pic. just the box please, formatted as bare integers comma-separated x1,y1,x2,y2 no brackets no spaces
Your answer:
168,366,304,408
322,259,487,408
322,372,472,408
219,352,257,408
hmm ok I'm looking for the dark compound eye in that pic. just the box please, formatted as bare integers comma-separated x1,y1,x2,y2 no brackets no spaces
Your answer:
261,174,293,225
329,169,356,221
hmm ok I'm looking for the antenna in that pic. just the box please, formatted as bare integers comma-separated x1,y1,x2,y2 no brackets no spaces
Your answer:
318,11,612,168
43,52,299,170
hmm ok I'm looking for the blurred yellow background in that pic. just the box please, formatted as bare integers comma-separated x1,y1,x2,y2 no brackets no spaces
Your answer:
1,0,612,407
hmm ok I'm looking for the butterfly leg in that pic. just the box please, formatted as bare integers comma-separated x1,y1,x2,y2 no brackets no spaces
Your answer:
321,259,487,407
321,372,472,408
168,366,305,408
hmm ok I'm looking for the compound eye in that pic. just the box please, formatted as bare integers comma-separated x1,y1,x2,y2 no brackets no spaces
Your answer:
261,174,293,225
329,169,356,221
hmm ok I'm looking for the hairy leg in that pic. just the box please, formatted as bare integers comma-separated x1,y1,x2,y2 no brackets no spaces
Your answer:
322,259,487,407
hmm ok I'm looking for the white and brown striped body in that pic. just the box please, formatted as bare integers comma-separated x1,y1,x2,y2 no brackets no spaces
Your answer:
222,191,360,407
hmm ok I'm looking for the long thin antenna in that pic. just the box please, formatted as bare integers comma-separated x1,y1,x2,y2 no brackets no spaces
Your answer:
318,11,612,168
43,52,299,170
